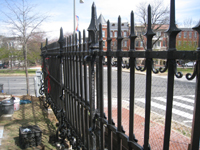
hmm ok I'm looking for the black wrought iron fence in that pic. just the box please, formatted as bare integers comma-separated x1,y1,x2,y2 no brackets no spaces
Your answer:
40,0,200,149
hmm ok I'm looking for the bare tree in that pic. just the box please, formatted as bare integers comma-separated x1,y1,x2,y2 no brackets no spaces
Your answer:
183,18,197,28
1,0,48,95
28,31,46,66
136,0,169,49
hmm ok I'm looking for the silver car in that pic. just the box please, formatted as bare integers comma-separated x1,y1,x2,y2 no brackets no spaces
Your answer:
184,62,195,67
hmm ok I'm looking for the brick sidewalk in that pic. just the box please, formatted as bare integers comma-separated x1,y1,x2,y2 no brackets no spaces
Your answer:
104,106,190,150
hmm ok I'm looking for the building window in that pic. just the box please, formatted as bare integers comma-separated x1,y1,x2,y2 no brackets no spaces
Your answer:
157,41,160,47
114,41,117,47
102,31,105,37
140,41,143,47
114,31,117,37
194,32,197,39
189,32,192,39
179,32,182,38
124,31,127,37
124,41,127,47
110,31,113,37
163,40,166,47
103,41,105,47
157,32,161,37
184,32,187,38
136,41,139,47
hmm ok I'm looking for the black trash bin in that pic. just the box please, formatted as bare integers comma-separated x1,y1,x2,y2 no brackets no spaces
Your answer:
0,99,14,115
0,84,3,93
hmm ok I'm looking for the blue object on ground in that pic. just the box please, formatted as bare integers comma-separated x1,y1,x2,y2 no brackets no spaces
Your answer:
20,100,32,105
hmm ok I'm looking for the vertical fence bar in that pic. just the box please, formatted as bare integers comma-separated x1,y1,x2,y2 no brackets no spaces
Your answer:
79,31,85,147
83,30,90,149
88,3,99,149
117,16,123,150
66,37,70,123
190,22,200,150
107,20,113,150
72,34,76,135
128,11,138,150
70,35,74,131
99,23,105,149
143,5,155,150
164,0,181,149
58,28,64,110
96,27,100,149
63,36,67,115
69,35,72,126
76,32,81,147
74,33,79,146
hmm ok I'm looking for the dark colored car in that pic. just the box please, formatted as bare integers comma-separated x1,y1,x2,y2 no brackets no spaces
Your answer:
0,63,8,69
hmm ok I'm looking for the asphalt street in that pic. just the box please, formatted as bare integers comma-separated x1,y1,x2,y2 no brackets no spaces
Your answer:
0,67,196,127
0,76,36,96
103,67,196,127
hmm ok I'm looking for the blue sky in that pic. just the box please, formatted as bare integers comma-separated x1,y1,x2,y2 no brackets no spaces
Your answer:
0,0,199,39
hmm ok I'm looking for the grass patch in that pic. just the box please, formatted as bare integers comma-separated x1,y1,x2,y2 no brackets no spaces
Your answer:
0,96,57,150
0,69,38,74
177,67,194,74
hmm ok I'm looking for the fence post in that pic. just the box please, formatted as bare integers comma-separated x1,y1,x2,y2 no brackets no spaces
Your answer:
163,0,181,149
87,2,99,149
189,21,200,150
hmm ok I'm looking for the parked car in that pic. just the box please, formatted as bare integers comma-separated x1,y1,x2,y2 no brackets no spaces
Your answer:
0,63,8,69
184,62,195,67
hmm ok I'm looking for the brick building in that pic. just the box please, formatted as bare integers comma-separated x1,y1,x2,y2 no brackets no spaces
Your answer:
177,28,198,50
97,14,199,66
97,14,130,52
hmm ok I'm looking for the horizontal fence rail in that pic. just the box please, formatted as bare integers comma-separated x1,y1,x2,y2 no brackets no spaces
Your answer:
40,0,200,149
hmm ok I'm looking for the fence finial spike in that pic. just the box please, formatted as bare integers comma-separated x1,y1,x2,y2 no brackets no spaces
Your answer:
118,16,122,37
166,0,181,34
58,27,64,44
45,38,48,46
144,4,155,42
192,20,200,51
88,2,99,48
40,43,43,50
192,20,200,34
88,2,98,31
130,10,137,51
166,0,181,50
130,11,136,37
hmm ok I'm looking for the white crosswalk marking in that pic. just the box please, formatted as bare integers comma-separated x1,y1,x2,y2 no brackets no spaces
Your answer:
173,96,194,103
187,95,195,98
103,95,195,121
135,97,193,119
153,97,194,110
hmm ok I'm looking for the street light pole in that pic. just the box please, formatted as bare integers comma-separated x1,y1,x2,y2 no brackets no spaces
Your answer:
73,0,76,37
74,0,84,37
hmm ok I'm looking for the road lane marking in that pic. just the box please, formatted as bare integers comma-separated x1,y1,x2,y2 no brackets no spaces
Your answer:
173,96,194,103
153,97,194,110
135,98,193,120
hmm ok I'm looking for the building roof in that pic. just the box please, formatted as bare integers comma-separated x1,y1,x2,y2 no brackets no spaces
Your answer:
110,22,129,30
97,14,107,25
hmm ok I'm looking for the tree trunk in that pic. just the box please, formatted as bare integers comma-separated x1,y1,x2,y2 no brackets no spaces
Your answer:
24,43,30,95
